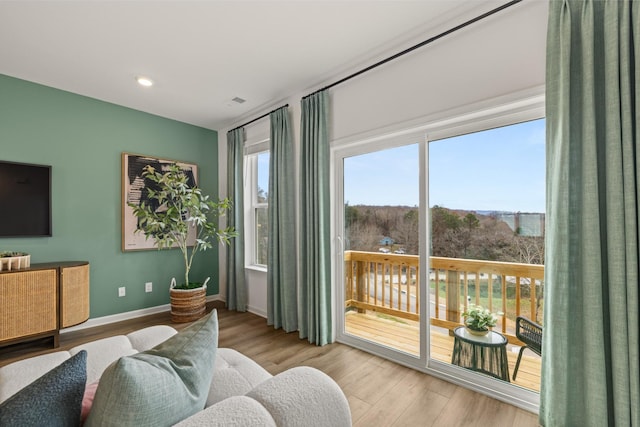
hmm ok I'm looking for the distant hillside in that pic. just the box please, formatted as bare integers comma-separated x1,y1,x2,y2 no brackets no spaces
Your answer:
344,205,543,264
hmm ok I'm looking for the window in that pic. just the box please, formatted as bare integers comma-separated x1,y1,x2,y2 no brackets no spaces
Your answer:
255,152,269,266
245,150,269,268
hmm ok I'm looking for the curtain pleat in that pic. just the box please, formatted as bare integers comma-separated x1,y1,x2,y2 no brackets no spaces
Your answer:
267,107,298,331
226,128,247,312
541,1,640,425
299,91,332,345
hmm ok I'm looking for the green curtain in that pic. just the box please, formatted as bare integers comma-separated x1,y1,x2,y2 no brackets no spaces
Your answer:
267,107,298,332
226,128,247,312
542,1,640,425
299,91,332,345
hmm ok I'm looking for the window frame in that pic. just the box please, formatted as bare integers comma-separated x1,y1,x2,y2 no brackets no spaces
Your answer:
244,139,269,271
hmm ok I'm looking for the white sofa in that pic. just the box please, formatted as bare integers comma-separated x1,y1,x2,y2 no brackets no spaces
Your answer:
0,325,352,426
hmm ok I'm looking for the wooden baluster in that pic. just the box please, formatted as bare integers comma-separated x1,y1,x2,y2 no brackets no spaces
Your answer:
446,270,459,325
345,257,352,302
390,261,395,310
396,263,400,311
385,262,389,308
463,271,469,308
381,261,386,308
356,260,365,313
501,274,507,334
365,258,369,307
487,272,493,314
373,261,378,306
476,273,484,305
530,277,537,323
434,269,440,319
415,265,420,315
515,275,521,318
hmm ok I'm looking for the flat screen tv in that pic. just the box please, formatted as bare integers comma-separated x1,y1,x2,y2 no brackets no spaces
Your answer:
0,160,52,237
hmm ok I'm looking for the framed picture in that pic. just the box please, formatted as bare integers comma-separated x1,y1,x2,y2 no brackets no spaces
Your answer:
121,153,199,252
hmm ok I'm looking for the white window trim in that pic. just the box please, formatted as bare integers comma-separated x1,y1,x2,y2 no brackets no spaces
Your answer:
244,139,269,271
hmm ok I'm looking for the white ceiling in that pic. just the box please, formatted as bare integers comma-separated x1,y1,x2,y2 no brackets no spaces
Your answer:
0,1,518,131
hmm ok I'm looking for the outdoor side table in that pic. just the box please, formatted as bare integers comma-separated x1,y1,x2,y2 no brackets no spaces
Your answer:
451,326,510,382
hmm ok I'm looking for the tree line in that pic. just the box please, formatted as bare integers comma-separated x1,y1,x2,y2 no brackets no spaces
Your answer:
345,204,544,265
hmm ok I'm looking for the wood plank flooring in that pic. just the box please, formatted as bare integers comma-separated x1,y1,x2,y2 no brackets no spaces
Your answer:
0,301,540,427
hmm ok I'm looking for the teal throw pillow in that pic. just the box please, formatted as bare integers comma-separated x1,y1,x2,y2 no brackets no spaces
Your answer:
85,310,218,427
0,350,87,427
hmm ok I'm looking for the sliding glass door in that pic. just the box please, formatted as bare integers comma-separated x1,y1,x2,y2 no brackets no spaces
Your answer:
335,136,426,366
333,96,545,411
428,118,545,393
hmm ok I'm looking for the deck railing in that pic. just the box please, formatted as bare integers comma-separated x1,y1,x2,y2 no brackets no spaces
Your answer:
344,250,544,344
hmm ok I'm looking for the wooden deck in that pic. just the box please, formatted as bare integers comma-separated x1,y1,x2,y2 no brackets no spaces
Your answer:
345,311,541,392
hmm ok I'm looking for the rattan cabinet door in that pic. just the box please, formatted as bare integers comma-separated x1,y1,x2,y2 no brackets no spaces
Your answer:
0,269,57,342
60,264,90,328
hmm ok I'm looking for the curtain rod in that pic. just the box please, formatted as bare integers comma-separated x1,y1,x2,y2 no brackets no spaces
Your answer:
303,0,522,100
229,104,289,133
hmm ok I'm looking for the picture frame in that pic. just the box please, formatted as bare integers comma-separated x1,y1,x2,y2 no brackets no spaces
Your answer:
121,152,199,252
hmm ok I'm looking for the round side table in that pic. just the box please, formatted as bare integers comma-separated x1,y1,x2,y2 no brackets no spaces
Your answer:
451,326,510,382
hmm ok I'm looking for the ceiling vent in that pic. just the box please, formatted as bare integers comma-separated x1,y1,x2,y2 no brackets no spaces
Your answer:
231,97,246,104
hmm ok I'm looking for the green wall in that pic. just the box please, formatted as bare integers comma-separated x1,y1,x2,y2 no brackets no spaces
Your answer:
0,74,220,318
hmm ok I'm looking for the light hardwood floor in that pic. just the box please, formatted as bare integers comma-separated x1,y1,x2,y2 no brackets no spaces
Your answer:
0,301,540,427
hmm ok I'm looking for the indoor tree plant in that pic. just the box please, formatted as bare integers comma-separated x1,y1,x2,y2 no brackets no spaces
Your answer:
461,303,502,336
129,163,236,322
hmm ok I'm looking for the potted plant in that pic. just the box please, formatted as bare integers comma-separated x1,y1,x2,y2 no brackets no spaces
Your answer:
461,303,502,336
129,163,236,322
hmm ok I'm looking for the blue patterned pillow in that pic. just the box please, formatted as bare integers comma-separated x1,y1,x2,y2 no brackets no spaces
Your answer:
85,310,218,427
0,350,87,427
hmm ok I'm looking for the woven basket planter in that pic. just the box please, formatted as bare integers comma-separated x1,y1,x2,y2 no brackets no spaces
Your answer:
169,277,209,323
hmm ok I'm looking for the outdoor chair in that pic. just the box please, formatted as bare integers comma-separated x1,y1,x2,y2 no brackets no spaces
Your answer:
513,316,543,380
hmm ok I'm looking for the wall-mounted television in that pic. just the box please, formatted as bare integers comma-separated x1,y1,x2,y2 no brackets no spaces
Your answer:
0,160,52,237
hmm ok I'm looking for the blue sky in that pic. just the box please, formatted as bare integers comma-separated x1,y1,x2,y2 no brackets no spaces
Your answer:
344,118,546,213
257,152,270,196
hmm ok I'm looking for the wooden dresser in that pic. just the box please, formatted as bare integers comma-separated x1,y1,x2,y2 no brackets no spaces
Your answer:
0,261,89,348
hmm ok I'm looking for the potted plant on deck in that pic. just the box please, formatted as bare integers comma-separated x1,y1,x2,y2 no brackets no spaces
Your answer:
129,163,236,322
461,303,502,336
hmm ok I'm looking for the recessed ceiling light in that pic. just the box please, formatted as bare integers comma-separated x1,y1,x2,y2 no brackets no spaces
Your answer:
136,76,154,87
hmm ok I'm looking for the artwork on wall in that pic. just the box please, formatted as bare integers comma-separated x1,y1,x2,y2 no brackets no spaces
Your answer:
121,152,199,252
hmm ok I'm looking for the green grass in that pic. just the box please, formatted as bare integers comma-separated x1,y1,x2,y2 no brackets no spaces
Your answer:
430,279,544,323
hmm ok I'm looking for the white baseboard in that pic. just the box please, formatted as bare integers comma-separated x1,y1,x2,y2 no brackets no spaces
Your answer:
213,295,266,319
60,294,225,334
247,305,267,319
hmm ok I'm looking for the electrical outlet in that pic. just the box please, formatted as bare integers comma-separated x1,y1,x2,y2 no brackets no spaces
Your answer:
145,282,152,293
118,287,126,297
